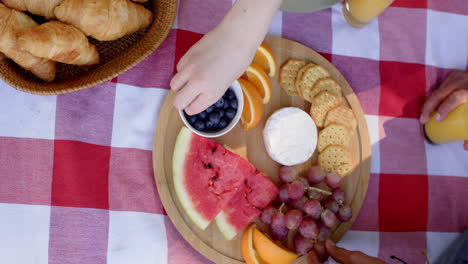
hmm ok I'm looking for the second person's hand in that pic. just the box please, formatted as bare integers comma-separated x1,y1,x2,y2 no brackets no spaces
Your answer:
307,239,387,264
420,70,468,150
420,70,468,124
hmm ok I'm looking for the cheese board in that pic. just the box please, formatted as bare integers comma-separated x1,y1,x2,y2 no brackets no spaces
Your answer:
153,36,371,264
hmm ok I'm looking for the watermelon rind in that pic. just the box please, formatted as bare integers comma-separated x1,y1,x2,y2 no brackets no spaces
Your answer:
215,211,238,240
172,127,211,230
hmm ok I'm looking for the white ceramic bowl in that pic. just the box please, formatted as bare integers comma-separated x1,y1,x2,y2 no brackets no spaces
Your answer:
179,80,244,138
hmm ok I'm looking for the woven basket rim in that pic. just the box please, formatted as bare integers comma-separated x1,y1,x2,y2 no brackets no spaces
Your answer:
0,0,177,95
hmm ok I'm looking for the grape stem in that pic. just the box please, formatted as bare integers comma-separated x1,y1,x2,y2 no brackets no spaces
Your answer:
279,203,285,213
306,186,332,196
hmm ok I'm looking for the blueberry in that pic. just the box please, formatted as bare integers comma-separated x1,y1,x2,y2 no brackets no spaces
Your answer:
219,118,228,129
198,111,207,120
206,121,215,130
194,120,205,131
215,98,224,108
209,112,220,124
225,108,236,119
218,109,224,118
187,115,197,124
223,99,230,109
206,105,215,113
226,89,235,99
230,99,238,109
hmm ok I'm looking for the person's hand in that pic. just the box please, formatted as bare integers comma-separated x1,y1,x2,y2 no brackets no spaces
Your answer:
306,239,387,264
170,0,282,115
420,70,468,150
170,24,255,115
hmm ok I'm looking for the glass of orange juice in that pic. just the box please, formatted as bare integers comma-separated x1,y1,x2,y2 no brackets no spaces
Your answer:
424,102,468,144
343,0,394,27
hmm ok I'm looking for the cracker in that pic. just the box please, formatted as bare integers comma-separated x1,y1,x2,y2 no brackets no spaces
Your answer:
279,59,308,96
318,145,352,177
294,63,315,97
324,105,357,132
317,123,351,152
298,65,330,102
309,77,342,100
309,91,343,128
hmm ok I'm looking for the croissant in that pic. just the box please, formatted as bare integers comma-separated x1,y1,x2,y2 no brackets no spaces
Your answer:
2,0,63,19
0,4,56,81
54,0,154,41
18,21,99,66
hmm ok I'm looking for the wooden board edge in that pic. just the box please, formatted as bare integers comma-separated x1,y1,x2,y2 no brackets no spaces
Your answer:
335,92,372,239
154,36,373,262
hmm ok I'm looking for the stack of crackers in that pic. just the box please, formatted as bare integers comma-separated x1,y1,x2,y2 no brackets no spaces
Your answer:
279,59,357,177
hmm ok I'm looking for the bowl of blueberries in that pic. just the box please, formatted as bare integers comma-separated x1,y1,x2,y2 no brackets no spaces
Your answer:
179,80,244,138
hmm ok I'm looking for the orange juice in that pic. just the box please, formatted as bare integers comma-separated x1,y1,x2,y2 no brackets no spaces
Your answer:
424,102,468,144
343,0,394,27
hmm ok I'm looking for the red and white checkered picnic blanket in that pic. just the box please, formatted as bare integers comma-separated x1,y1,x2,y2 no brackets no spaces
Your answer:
0,0,467,263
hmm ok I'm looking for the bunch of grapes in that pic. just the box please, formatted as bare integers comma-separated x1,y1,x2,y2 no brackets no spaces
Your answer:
260,166,353,262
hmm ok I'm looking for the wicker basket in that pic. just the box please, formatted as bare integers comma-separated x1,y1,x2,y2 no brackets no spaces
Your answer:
0,0,177,95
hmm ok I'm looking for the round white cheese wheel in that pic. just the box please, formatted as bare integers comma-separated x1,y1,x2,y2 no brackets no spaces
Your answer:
263,107,317,166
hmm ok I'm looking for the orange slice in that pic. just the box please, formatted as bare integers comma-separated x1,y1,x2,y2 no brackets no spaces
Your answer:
252,228,298,264
238,78,263,131
254,42,277,78
243,63,272,104
241,224,265,264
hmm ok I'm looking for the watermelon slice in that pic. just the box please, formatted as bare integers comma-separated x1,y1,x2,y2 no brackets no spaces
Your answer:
173,127,256,230
215,171,279,240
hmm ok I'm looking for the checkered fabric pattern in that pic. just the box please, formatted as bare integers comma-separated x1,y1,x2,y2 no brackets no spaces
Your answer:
0,0,467,263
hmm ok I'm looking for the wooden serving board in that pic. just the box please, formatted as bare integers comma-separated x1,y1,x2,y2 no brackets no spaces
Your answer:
153,36,371,264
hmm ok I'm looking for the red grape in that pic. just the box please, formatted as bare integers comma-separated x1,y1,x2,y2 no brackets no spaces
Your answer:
338,204,353,222
271,225,289,241
298,176,310,188
323,199,339,214
278,184,291,203
325,171,342,189
320,209,337,229
317,224,331,242
290,196,307,211
307,189,324,201
307,166,326,184
271,212,286,229
285,209,303,230
303,200,322,219
288,181,305,200
270,211,288,240
294,234,314,255
298,218,318,239
279,166,297,183
332,188,346,204
314,241,329,262
260,206,276,225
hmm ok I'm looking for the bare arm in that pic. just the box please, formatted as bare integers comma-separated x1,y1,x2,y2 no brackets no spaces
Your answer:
171,0,282,115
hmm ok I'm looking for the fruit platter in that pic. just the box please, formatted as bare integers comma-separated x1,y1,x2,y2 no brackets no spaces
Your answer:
153,36,371,264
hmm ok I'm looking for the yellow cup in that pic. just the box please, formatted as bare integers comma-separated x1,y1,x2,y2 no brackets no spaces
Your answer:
424,102,468,144
343,0,394,27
